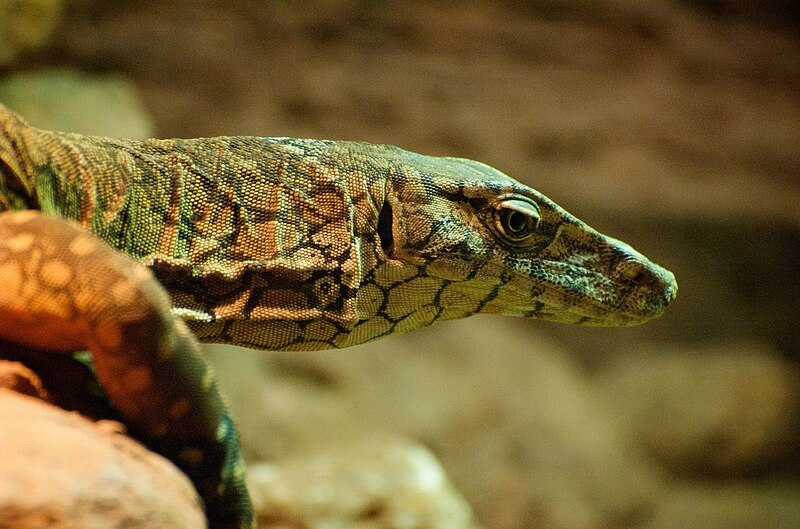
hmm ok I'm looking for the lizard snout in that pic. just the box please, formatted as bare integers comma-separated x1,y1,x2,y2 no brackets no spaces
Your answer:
612,254,678,320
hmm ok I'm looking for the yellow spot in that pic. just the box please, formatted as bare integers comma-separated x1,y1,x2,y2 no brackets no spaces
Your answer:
216,418,230,441
67,234,97,257
110,279,137,306
6,210,38,224
94,318,123,350
169,398,190,419
5,232,35,252
40,259,73,288
123,366,152,392
0,262,22,292
229,461,245,481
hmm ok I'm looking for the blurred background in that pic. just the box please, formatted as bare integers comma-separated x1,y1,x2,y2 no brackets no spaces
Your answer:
2,1,799,527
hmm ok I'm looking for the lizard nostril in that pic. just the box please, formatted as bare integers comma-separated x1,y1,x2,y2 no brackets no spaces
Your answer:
616,256,678,313
621,262,645,283
618,259,650,286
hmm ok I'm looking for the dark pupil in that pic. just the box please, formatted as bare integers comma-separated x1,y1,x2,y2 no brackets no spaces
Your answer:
505,210,529,234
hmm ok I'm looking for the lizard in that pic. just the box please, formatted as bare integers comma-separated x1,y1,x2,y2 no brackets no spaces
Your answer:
0,102,677,529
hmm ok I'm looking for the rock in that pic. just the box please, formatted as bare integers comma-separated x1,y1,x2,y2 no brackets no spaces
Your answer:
248,435,481,529
0,363,205,529
0,68,154,138
0,358,47,400
598,341,800,477
0,0,61,66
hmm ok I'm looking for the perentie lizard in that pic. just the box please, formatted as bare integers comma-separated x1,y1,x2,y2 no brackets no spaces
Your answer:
0,103,676,529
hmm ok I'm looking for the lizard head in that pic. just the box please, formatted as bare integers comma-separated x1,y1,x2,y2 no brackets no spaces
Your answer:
374,152,677,327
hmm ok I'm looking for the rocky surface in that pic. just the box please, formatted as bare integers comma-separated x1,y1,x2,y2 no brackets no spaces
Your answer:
0,362,205,529
248,436,480,529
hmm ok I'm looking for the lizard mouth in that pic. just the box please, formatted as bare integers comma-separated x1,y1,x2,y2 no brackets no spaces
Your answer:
447,247,677,327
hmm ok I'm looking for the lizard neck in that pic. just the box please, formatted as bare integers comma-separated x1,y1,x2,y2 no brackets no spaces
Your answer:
0,104,116,226
0,105,40,211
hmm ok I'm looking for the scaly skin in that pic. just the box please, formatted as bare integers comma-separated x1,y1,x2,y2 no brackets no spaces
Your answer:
0,104,676,528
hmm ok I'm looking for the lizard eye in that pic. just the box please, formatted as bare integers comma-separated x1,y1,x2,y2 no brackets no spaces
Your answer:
494,198,540,245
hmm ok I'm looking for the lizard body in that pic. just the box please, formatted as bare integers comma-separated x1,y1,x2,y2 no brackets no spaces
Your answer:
0,103,676,528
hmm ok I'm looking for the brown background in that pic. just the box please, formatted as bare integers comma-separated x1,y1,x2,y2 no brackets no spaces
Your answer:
3,1,800,528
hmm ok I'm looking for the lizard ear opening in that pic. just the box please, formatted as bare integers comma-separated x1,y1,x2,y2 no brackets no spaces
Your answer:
378,200,394,254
